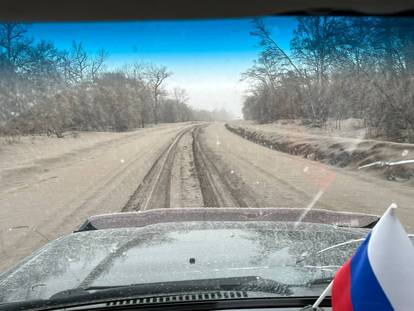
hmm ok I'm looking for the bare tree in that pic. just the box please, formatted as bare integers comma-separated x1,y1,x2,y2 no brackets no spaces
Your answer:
124,63,151,128
172,87,189,104
248,19,319,122
144,64,172,124
68,41,89,83
0,23,31,70
90,49,107,82
0,23,33,122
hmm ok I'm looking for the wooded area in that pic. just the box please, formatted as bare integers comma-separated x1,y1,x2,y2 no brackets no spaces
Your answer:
0,23,229,138
242,17,414,142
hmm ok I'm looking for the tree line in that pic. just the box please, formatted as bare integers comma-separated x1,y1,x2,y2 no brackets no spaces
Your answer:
242,17,414,142
0,23,229,138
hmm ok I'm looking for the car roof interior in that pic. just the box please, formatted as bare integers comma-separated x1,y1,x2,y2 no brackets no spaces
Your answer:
0,0,413,21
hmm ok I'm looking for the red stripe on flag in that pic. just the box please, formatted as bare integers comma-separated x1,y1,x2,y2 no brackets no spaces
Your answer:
332,259,353,311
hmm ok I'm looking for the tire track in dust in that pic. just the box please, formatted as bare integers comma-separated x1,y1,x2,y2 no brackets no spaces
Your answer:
123,124,255,211
192,126,256,208
123,125,198,211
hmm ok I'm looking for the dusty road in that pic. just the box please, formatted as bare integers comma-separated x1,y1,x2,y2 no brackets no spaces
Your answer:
1,122,414,272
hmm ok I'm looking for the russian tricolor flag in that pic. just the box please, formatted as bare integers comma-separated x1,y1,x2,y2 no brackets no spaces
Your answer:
332,205,414,311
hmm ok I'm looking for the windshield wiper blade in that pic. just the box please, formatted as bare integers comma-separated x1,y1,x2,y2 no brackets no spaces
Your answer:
296,238,364,264
358,159,414,170
50,276,291,300
0,277,333,311
298,233,414,265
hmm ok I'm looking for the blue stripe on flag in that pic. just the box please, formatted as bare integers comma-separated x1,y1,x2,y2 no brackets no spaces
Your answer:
350,233,394,311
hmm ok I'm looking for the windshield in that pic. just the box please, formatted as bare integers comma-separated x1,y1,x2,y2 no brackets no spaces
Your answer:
0,16,414,307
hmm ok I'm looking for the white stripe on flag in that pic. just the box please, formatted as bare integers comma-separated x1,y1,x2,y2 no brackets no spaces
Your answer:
367,205,414,311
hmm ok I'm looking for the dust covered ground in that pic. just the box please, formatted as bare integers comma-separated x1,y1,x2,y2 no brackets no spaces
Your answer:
0,123,195,272
1,121,414,273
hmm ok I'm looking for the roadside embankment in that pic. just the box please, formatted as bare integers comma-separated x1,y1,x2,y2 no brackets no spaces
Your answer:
225,121,414,184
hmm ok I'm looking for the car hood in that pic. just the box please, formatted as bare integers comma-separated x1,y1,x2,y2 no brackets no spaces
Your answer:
0,221,367,303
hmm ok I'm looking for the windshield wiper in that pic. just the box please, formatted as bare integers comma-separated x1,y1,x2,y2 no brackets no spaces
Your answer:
0,277,332,311
358,159,414,170
296,238,364,264
50,276,292,300
297,233,414,264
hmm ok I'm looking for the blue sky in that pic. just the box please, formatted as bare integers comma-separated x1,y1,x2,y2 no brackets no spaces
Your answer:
29,17,297,116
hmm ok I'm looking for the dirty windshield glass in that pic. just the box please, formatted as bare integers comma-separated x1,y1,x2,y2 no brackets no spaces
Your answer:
0,16,414,305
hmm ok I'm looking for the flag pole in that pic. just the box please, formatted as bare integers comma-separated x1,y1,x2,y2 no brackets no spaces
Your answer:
312,280,333,309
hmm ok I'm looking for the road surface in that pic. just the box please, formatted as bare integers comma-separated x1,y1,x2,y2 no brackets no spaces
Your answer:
1,122,413,272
